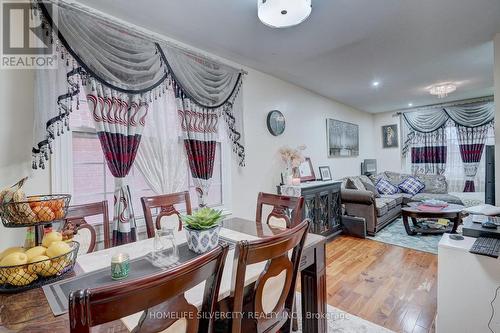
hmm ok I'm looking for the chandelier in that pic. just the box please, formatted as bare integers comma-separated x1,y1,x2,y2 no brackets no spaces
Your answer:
258,0,312,28
429,83,457,98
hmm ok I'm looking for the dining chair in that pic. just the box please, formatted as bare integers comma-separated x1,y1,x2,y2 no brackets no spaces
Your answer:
141,191,192,238
229,219,310,333
62,201,110,254
255,192,305,229
68,243,229,333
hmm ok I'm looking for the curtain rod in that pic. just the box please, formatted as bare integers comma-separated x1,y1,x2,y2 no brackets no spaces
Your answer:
43,0,248,75
392,95,494,117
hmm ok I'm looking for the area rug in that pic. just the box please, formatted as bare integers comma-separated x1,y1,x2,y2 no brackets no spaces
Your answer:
367,218,441,254
295,294,395,333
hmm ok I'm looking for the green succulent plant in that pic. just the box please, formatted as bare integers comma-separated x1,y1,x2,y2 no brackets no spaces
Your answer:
180,207,224,230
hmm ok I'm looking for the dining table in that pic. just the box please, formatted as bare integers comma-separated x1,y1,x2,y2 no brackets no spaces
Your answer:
0,217,327,333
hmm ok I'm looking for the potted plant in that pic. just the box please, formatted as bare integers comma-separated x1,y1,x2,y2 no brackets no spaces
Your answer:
180,207,224,254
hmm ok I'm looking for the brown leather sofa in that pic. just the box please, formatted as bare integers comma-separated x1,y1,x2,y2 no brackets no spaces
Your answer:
340,172,463,236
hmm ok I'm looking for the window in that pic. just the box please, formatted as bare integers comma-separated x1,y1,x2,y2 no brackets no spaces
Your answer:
403,123,495,193
52,95,229,229
71,131,155,220
443,125,494,192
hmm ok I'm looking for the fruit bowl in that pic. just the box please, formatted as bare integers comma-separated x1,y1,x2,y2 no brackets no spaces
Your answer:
0,194,71,227
0,241,79,293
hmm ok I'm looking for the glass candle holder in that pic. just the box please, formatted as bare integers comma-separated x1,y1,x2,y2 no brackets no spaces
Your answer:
111,253,130,280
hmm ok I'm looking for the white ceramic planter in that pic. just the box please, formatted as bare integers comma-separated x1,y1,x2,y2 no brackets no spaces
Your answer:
184,225,221,254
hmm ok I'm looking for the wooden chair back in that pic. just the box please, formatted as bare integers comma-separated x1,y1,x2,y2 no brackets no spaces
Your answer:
69,244,229,333
141,191,192,238
230,219,310,333
63,201,110,254
255,192,304,228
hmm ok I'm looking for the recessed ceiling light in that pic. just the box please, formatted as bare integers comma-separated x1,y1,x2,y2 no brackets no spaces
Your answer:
372,81,380,87
408,103,413,107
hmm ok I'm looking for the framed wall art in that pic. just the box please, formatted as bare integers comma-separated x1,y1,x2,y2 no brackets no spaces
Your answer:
327,119,359,157
382,124,398,148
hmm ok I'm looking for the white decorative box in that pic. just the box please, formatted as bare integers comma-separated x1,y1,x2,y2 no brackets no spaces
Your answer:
279,185,302,197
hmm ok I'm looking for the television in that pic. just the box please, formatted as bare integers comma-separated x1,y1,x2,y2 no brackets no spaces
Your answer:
361,159,377,176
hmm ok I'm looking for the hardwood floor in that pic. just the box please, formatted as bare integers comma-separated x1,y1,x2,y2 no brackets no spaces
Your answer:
325,236,437,333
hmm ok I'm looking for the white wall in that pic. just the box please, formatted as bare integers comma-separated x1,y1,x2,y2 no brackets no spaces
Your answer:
495,33,500,205
372,111,403,173
0,69,51,247
231,70,375,219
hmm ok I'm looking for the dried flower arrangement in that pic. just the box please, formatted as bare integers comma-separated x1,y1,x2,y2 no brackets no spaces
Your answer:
279,145,306,168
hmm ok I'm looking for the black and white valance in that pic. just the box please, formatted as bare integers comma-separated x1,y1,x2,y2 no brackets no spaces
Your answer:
32,0,245,169
402,100,494,156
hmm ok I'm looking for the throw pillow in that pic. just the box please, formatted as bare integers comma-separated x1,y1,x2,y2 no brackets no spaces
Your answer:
351,177,366,191
361,180,381,198
398,176,425,195
376,179,399,195
345,178,357,190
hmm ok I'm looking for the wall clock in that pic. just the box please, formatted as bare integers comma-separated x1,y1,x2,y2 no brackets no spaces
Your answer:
266,110,286,136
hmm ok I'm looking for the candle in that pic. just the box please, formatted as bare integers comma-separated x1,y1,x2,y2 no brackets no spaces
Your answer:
111,253,130,280
292,178,301,185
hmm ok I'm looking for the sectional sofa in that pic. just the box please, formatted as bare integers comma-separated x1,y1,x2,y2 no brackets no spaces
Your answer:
340,171,464,236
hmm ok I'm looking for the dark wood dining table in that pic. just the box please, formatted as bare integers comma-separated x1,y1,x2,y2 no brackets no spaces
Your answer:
0,217,327,333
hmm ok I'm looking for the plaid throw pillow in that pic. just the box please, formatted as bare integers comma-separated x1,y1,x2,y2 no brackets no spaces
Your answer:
376,179,399,195
398,176,425,195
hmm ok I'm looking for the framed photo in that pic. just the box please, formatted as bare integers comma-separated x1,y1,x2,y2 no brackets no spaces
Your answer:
382,124,398,148
297,157,316,182
318,166,332,181
327,119,359,157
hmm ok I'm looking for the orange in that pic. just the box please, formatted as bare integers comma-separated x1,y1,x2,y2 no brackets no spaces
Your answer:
47,199,64,211
54,208,65,220
28,196,44,209
36,206,55,222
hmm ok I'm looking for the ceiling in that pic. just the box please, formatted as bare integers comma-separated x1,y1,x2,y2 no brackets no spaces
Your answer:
76,0,500,113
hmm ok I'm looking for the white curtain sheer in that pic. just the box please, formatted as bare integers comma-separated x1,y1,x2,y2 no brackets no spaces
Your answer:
33,57,76,169
135,89,188,195
444,126,494,192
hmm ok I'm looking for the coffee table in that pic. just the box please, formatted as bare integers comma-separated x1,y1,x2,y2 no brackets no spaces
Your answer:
401,202,465,236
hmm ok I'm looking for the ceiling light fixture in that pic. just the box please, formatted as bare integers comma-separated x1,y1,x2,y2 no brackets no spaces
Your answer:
372,81,380,87
258,0,312,28
429,82,457,98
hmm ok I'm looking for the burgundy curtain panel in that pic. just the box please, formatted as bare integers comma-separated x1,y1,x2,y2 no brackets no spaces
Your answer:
456,125,489,192
410,127,447,175
86,86,149,245
176,88,219,207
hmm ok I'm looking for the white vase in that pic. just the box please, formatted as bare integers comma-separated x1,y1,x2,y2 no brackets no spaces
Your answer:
184,225,221,254
283,166,293,185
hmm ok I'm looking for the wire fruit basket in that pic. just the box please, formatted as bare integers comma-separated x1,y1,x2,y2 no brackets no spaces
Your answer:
0,241,79,293
0,194,71,228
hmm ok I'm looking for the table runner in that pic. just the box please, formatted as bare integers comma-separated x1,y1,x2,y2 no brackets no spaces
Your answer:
43,227,257,316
